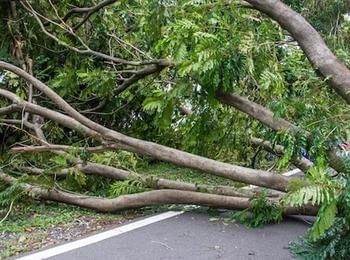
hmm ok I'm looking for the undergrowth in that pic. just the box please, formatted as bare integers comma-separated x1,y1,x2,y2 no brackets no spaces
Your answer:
138,162,242,187
232,191,283,228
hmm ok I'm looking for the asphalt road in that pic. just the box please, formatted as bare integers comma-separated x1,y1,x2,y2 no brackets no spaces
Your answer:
18,211,312,260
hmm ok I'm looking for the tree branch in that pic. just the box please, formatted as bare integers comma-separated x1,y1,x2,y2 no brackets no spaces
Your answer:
62,0,119,30
250,137,313,171
0,171,318,215
0,77,293,192
17,164,258,198
216,90,345,175
80,99,107,114
216,89,297,131
115,63,168,95
0,105,18,116
246,0,350,104
10,144,121,154
21,1,171,68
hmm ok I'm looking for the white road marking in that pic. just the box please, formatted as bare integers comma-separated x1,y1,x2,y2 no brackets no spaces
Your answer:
17,211,184,260
16,168,303,259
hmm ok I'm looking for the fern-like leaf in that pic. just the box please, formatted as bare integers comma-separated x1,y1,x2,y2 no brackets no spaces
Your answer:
311,199,337,240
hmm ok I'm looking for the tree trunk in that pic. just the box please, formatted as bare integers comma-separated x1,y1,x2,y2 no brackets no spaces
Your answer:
0,171,318,215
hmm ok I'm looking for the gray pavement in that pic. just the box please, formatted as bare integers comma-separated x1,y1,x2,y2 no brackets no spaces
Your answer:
40,212,312,260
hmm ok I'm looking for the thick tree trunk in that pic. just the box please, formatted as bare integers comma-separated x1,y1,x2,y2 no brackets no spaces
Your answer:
0,171,318,215
3,96,291,191
18,164,258,198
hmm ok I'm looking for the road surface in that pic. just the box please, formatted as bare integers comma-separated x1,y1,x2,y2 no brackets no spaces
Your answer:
17,211,312,260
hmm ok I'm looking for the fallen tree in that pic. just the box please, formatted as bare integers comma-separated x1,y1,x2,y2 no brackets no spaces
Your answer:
0,70,293,191
0,170,317,215
0,2,350,256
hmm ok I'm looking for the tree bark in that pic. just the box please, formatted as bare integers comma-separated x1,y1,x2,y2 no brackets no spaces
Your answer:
0,67,294,192
17,164,269,198
0,171,318,215
216,90,344,175
216,90,297,131
250,137,313,171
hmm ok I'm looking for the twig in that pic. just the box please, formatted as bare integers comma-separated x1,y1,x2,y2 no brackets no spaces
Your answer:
0,200,15,225
0,122,49,145
151,241,174,250
21,1,170,67
61,0,119,30
107,33,152,59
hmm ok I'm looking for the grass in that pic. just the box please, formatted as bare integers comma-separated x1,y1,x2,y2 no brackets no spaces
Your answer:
1,202,108,233
138,162,245,188
0,162,248,258
0,201,143,259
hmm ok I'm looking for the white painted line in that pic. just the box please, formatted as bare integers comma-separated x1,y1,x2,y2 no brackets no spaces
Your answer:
17,211,184,260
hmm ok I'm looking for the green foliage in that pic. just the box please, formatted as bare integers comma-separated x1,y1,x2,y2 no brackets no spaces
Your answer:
1,1,350,258
233,191,283,228
289,219,350,260
109,177,148,197
91,151,138,171
311,199,338,241
50,154,69,168
64,168,87,190
50,66,116,99
284,165,339,207
85,176,111,196
284,184,331,208
0,203,95,233
0,201,137,258
287,174,350,259
142,90,175,129
0,180,24,208
139,162,240,187
283,164,341,240
271,128,331,170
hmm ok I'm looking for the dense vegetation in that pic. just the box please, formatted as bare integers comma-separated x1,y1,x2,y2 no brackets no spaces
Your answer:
0,0,350,258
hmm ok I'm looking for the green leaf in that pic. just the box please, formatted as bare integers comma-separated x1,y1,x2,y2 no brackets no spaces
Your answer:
311,199,337,240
